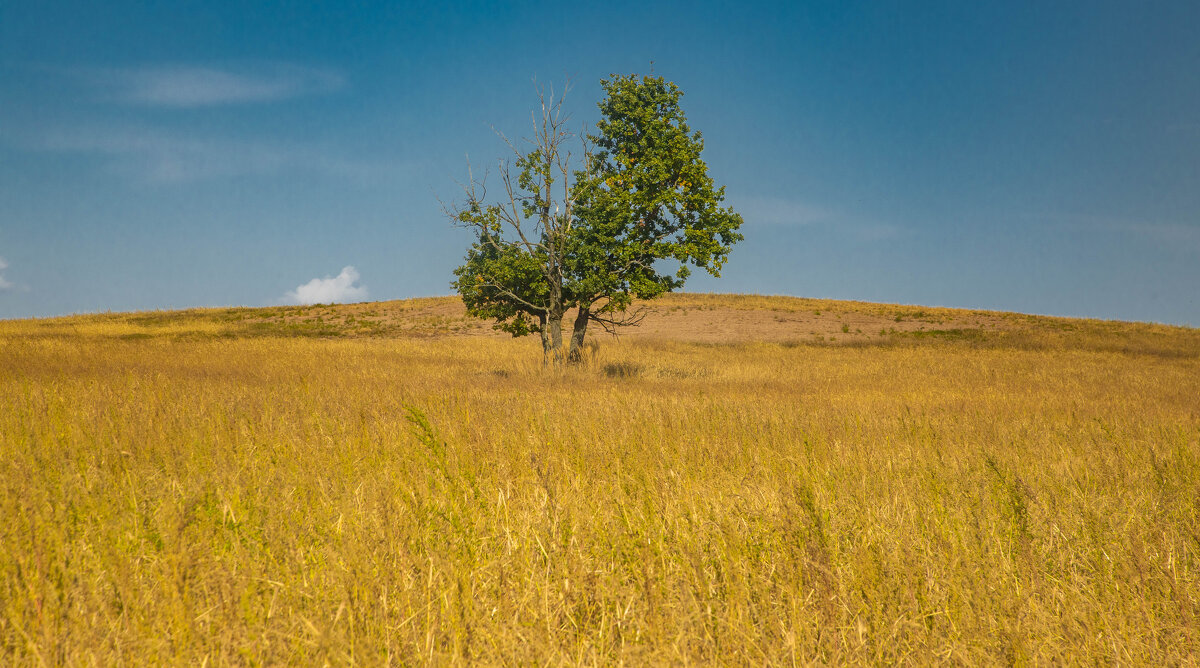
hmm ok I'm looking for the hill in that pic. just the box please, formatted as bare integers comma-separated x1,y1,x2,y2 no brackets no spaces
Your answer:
5,292,1198,356
1,294,1198,664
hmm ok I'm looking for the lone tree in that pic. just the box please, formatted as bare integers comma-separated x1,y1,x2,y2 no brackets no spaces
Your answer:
450,74,743,366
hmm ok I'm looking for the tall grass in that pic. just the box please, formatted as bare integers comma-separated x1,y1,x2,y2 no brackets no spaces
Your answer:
1,297,1198,664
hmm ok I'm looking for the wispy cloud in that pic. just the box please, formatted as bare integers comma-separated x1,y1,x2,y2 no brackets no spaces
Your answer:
733,195,905,241
735,196,829,227
0,257,12,291
1119,221,1200,251
1166,122,1200,137
1039,212,1200,253
85,63,344,107
32,125,405,184
853,222,905,242
285,266,367,305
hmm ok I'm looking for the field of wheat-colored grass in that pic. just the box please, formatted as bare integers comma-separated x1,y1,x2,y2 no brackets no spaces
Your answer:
2,294,1198,664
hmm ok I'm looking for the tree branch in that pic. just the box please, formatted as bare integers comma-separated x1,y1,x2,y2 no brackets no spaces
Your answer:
471,276,549,315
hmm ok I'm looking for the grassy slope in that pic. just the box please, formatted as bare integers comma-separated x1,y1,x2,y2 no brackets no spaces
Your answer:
1,294,1198,664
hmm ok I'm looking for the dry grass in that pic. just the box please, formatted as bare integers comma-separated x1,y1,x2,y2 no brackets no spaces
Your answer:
1,294,1198,664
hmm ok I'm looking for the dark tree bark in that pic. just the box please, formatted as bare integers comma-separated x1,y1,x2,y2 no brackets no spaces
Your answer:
567,306,590,364
537,313,551,365
546,309,566,366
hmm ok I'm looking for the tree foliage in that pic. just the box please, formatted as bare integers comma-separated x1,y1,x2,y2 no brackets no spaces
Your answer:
450,74,743,366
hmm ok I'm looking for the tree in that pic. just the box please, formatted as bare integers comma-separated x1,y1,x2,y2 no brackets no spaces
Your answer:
450,85,580,366
450,74,743,366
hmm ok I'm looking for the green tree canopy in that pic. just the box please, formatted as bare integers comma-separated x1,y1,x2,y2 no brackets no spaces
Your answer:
450,74,743,366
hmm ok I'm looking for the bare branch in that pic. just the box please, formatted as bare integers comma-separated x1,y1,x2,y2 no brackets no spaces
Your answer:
589,305,648,334
472,276,549,314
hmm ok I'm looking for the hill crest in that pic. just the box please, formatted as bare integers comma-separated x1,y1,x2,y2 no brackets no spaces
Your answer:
2,294,1196,359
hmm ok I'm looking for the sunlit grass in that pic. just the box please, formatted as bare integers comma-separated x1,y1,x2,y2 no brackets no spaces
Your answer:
1,295,1198,664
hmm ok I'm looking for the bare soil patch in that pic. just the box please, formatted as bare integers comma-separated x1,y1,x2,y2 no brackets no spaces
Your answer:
267,293,1020,344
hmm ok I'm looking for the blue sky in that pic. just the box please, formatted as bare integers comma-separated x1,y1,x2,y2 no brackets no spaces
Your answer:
1,1,1197,325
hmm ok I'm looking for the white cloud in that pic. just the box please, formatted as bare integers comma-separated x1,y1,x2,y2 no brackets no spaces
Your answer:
0,257,11,291
285,266,368,305
88,63,344,107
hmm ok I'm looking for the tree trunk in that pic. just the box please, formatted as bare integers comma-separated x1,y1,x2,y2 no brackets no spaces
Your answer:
567,307,590,364
537,313,551,366
546,311,566,367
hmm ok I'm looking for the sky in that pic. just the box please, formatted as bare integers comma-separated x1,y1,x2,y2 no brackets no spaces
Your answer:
1,1,1198,325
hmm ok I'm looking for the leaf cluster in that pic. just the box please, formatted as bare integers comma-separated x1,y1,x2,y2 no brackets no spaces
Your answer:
572,75,743,306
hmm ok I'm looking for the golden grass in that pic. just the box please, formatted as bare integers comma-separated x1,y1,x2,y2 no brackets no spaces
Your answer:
1,295,1198,664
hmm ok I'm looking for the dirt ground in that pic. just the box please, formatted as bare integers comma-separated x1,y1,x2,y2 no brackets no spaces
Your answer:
264,293,1021,344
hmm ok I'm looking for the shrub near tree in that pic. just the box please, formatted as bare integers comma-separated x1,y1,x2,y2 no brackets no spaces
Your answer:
450,74,743,366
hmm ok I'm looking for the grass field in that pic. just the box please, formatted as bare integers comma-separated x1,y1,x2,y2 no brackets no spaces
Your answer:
2,294,1198,664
